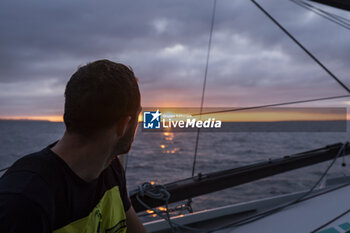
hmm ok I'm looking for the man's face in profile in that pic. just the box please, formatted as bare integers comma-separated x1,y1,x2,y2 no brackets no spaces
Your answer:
112,106,141,156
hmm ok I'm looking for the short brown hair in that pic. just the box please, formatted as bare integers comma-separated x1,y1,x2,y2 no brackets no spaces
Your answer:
63,59,140,135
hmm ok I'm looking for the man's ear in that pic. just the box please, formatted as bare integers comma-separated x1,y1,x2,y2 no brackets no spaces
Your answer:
115,116,132,137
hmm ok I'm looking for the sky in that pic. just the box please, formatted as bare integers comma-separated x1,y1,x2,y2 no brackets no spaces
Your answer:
0,0,349,121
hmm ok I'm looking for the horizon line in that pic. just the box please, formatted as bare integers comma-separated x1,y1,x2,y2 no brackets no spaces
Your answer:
1,118,348,123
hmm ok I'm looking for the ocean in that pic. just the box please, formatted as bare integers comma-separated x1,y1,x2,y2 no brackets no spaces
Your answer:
0,120,349,221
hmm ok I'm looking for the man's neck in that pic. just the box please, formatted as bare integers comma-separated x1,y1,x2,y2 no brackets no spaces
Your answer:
51,131,116,182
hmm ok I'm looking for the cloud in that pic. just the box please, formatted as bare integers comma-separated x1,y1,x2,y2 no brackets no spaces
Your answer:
0,0,349,117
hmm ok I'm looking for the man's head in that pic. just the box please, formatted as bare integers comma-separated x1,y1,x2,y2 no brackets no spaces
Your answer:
63,59,141,154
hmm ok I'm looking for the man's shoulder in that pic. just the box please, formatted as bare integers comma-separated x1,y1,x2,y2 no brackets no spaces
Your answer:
0,170,55,226
0,147,58,218
3,146,64,187
6,147,56,175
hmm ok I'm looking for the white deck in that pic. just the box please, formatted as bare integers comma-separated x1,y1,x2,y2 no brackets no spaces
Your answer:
144,178,350,233
225,184,350,233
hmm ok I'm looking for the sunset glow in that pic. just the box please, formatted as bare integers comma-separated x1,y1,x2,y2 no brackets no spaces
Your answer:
1,108,347,123
0,115,63,122
140,107,347,122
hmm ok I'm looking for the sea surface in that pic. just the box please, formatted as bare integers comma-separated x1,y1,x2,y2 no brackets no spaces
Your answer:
0,120,349,221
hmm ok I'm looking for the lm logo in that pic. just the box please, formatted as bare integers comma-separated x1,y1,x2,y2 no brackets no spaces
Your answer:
143,110,161,129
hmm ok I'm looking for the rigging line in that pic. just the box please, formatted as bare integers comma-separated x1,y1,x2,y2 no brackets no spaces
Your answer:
192,0,217,177
192,94,350,116
251,0,350,94
311,208,350,232
300,0,350,25
304,0,350,24
293,0,350,29
291,0,350,30
326,11,350,24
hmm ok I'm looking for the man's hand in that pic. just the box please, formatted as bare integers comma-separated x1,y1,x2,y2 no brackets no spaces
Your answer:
126,206,148,233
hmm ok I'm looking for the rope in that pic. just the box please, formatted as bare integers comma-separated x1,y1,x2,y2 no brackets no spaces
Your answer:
311,208,350,232
192,94,350,116
192,0,217,177
137,183,171,201
135,182,208,232
136,183,176,232
290,0,350,30
298,0,350,24
251,0,350,94
123,154,129,174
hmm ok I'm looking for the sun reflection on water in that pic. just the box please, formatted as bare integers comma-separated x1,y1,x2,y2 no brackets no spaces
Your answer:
160,132,180,155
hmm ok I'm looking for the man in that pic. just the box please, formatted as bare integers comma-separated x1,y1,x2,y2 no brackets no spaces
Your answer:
0,60,147,233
